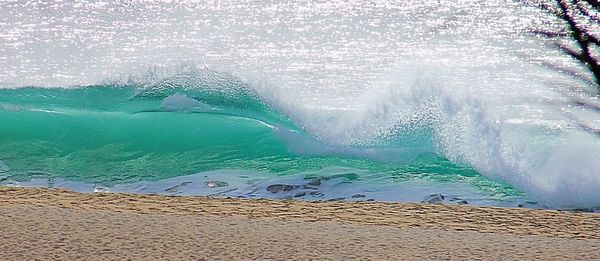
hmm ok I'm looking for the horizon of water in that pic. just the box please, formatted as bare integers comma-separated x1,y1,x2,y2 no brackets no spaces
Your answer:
1,0,599,210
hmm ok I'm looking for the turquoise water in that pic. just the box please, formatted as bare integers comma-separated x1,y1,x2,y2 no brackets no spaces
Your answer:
1,0,599,210
0,82,526,206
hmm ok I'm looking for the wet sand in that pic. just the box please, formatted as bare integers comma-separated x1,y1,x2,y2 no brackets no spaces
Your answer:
1,187,599,260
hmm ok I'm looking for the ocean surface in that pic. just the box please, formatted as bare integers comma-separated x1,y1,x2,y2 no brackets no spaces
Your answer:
1,0,599,210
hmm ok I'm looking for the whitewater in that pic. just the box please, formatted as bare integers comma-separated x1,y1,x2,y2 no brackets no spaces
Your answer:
1,0,599,210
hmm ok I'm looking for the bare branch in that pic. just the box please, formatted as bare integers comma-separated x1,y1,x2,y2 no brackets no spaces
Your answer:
588,33,600,45
560,104,600,137
541,61,597,86
531,1,566,17
577,0,600,23
577,122,600,137
527,0,600,89
556,0,600,86
572,98,600,112
555,42,589,63
529,29,571,37
581,0,600,9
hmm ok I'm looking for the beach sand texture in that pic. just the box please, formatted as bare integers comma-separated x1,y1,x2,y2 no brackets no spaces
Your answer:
1,187,599,260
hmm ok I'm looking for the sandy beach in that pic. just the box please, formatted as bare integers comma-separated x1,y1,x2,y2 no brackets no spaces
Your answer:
1,187,599,260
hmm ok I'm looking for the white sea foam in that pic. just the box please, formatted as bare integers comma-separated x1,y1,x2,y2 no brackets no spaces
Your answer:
1,0,599,208
0,168,526,207
319,61,600,208
160,93,209,111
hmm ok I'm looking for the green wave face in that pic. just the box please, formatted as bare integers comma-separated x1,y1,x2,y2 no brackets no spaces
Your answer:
0,82,525,205
0,85,287,182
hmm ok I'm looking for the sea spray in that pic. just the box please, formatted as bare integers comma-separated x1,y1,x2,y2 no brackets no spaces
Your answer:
0,0,599,209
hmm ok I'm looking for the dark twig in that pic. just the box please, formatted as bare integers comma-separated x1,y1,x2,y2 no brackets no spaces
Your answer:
529,0,600,137
530,29,571,37
555,1,600,87
582,0,600,9
577,2,600,23
541,61,596,86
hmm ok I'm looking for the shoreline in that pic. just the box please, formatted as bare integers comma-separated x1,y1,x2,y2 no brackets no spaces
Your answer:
2,187,600,259
1,187,599,239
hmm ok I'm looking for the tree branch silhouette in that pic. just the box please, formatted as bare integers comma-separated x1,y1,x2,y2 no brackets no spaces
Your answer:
530,0,600,92
527,0,600,136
